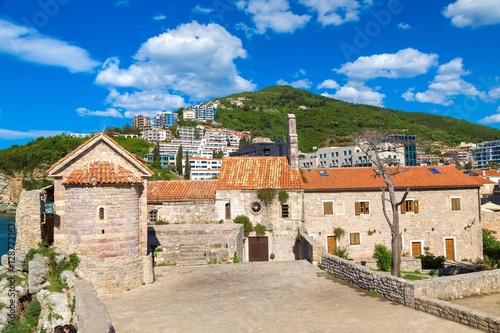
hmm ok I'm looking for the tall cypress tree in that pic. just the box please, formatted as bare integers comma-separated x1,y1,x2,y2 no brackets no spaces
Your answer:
176,144,183,175
184,152,191,180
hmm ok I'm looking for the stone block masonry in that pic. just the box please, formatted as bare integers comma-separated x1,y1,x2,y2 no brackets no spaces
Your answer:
322,253,500,332
74,279,114,333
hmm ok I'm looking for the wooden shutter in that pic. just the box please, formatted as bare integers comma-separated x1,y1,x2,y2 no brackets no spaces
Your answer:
323,201,333,215
401,201,407,214
350,232,360,245
364,202,370,214
414,200,419,213
451,198,460,211
355,202,361,215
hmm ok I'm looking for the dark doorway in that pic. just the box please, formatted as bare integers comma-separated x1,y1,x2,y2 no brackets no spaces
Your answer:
249,237,269,261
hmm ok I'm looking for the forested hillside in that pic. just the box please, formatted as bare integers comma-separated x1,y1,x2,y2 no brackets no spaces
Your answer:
215,86,500,152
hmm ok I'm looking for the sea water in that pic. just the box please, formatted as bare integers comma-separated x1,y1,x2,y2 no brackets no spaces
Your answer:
0,214,16,263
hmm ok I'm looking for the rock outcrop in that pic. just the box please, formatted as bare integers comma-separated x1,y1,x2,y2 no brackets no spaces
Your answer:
0,173,22,206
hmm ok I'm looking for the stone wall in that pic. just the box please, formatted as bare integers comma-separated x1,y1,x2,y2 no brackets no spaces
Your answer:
482,211,500,238
306,188,482,261
149,199,217,224
321,253,414,305
74,279,114,333
15,190,43,255
215,189,304,260
295,228,324,263
59,185,144,294
322,253,500,332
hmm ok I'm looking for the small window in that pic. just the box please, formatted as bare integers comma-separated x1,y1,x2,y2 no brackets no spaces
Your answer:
319,170,328,177
451,197,461,211
251,201,262,214
401,199,419,214
281,204,290,218
350,232,360,245
355,201,369,215
99,207,105,220
149,209,158,222
323,201,334,215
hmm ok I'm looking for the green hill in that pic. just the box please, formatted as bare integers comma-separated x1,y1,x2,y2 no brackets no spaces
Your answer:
215,85,500,152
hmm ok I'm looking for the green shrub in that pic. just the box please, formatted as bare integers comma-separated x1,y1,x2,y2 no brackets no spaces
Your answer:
335,246,349,259
420,247,445,269
234,215,253,236
154,220,168,225
232,255,239,263
278,190,289,204
373,244,392,272
254,223,266,236
257,188,277,206
270,253,275,260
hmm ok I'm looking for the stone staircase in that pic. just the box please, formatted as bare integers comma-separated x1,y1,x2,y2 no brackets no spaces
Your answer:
148,224,243,267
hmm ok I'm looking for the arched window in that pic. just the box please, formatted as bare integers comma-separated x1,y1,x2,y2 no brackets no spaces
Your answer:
225,203,231,220
99,207,105,220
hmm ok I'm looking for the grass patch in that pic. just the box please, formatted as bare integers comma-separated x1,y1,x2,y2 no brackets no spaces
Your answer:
366,290,383,298
402,273,427,281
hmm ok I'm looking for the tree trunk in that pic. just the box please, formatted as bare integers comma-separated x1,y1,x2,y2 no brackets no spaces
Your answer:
385,174,402,277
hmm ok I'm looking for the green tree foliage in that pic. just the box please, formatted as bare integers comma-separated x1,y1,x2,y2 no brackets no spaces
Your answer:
373,244,392,272
176,145,183,175
216,85,500,152
184,152,191,180
483,228,500,262
0,135,86,175
233,215,253,236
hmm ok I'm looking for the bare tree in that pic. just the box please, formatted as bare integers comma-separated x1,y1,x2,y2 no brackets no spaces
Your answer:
355,129,415,277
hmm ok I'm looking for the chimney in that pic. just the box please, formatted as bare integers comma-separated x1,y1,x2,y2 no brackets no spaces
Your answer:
287,114,299,169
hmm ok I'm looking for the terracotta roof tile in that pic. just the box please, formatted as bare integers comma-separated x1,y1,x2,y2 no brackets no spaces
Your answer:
148,180,216,201
47,132,152,176
300,166,480,190
471,169,500,177
63,161,142,185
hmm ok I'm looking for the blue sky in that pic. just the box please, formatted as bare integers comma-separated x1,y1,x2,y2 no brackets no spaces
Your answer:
1,0,500,149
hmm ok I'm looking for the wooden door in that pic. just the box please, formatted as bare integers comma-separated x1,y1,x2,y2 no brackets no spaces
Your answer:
249,237,269,261
411,241,422,257
327,236,337,255
445,238,455,261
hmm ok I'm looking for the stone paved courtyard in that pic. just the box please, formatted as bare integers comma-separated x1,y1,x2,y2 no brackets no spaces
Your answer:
101,261,481,333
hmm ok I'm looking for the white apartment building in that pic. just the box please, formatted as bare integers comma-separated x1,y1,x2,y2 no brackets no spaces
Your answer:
299,144,405,168
182,157,223,180
141,128,172,142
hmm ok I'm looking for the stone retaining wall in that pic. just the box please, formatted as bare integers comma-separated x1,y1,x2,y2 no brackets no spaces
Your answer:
321,253,414,306
322,253,500,332
296,230,324,263
74,279,114,333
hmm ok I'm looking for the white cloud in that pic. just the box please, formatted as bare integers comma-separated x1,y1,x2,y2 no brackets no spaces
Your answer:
192,5,213,14
153,15,166,21
489,87,500,99
95,21,255,100
237,0,311,34
402,58,485,106
336,48,438,81
479,107,500,124
443,0,500,28
299,0,373,26
317,79,340,90
0,19,100,73
398,22,411,29
114,0,130,7
76,107,124,118
277,79,312,89
0,129,71,140
106,89,187,113
323,82,385,107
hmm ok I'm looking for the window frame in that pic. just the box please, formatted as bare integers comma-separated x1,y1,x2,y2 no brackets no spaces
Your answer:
149,209,158,223
322,200,334,216
355,200,370,215
349,232,361,246
281,204,290,218
401,198,419,214
450,197,461,211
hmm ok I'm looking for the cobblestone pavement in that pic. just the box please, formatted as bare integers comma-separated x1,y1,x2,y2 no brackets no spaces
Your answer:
101,261,480,333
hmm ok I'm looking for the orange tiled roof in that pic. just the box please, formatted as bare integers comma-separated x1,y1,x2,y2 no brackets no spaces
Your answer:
63,161,142,185
300,166,481,190
215,156,302,190
469,177,495,185
148,180,216,201
47,132,152,176
471,169,500,177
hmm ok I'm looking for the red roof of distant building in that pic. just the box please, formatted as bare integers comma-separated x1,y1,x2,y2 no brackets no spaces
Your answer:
148,180,216,201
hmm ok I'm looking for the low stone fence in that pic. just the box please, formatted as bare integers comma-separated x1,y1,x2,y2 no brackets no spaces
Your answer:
322,253,414,305
74,280,114,333
322,253,500,332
